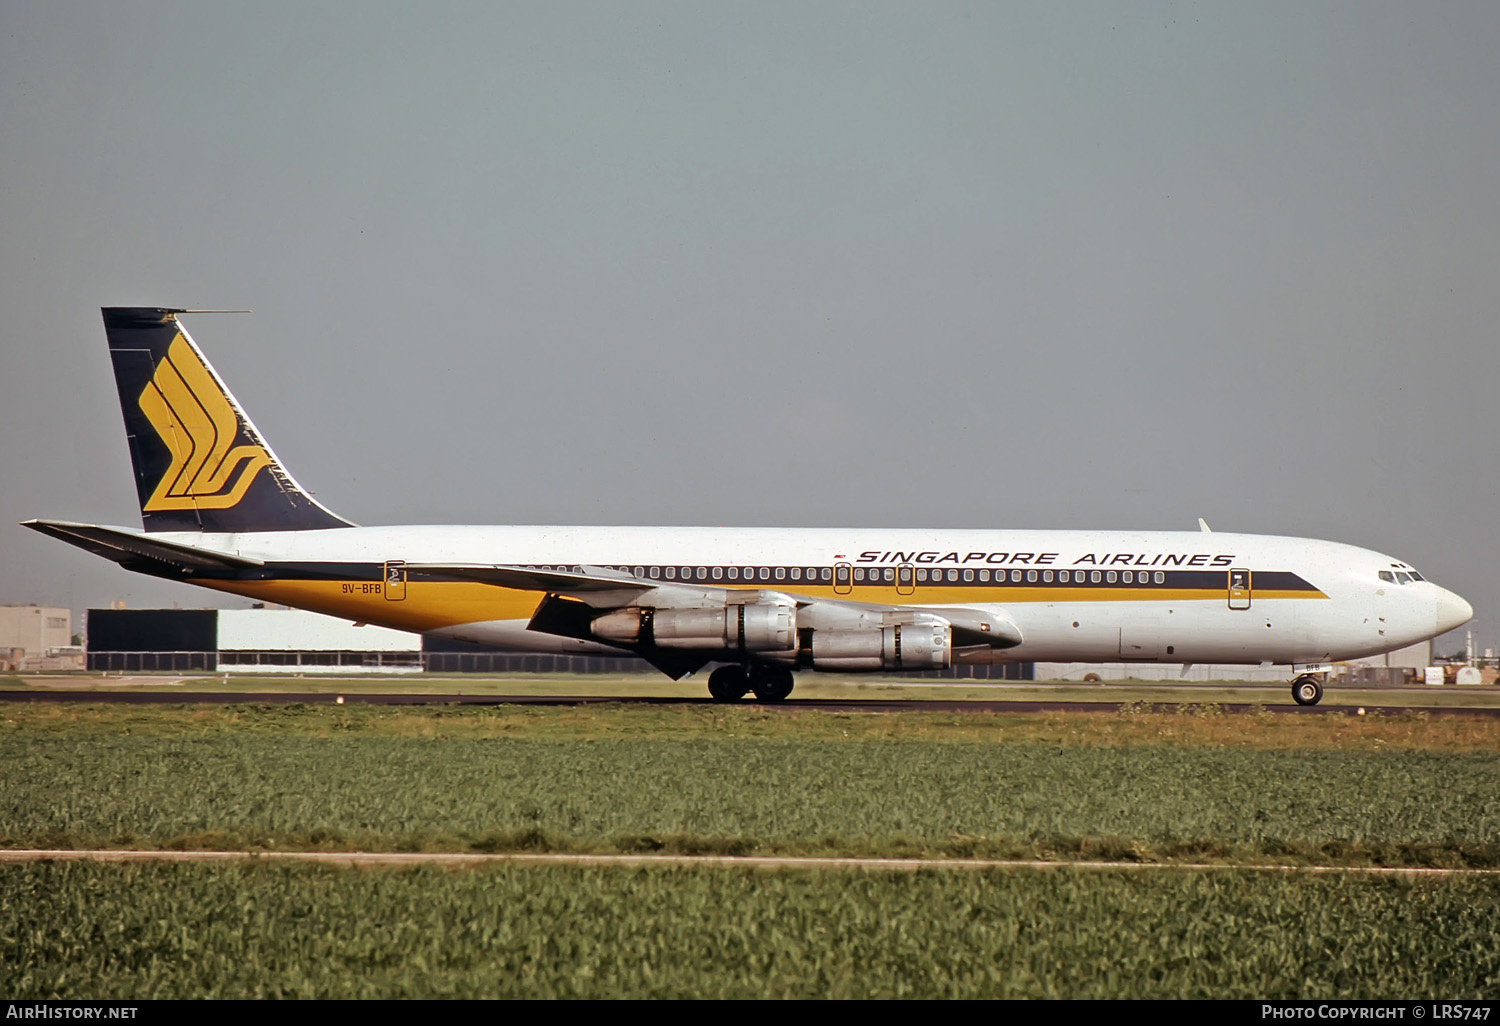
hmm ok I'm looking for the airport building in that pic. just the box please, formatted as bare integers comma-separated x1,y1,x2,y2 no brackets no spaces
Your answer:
86,608,423,673
82,607,1032,679
0,604,80,671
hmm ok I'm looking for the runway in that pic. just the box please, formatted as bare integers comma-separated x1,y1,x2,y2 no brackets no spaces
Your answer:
3,688,1498,716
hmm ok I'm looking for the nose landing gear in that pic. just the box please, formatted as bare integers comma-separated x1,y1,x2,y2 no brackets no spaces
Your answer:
1291,674,1324,706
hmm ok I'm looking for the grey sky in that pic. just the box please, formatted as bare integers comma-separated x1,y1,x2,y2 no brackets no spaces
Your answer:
1,2,1495,655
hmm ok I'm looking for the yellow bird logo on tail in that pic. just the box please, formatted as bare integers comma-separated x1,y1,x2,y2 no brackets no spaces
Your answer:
138,334,272,511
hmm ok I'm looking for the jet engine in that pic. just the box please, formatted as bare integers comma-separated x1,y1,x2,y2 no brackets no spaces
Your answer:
809,613,952,671
591,601,797,653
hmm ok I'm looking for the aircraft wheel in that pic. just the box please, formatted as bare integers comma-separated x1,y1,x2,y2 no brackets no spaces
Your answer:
749,665,795,703
1291,674,1324,706
707,665,749,703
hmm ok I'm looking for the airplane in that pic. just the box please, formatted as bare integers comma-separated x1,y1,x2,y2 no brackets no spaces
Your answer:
23,308,1474,706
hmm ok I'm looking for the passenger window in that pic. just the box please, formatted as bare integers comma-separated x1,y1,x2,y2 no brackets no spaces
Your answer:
821,568,832,582
1026,570,1037,583
1106,571,1117,584
1122,571,1132,584
948,569,959,582
1154,572,1164,584
665,567,676,580
760,568,770,580
1043,570,1053,583
1378,571,1395,583
1090,571,1101,583
790,568,801,581
649,567,660,579
712,567,723,580
695,567,706,580
963,569,973,582
854,568,864,582
776,567,786,580
979,569,989,582
917,569,927,582
1011,570,1022,583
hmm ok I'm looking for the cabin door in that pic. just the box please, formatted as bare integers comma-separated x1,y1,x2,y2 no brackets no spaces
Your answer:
1227,568,1251,610
384,560,407,601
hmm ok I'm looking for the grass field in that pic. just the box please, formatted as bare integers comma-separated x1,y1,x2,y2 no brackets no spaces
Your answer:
4,701,1498,997
6,860,1500,999
4,703,1499,864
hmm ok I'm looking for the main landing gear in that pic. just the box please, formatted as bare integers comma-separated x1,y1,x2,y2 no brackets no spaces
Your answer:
1291,673,1325,706
706,664,795,703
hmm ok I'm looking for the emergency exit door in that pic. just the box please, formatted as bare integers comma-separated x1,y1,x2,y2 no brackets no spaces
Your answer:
834,563,852,595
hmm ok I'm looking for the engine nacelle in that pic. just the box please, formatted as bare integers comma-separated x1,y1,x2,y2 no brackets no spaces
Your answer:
591,602,796,653
810,615,951,671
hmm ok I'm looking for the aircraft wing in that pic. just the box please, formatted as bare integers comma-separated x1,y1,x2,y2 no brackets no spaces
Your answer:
406,562,1023,652
404,562,657,595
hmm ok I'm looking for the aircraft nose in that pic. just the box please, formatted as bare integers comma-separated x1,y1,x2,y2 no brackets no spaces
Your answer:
1435,588,1474,635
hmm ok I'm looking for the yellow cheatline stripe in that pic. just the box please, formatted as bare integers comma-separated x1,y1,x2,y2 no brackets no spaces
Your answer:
738,586,1328,603
199,580,541,633
139,334,271,511
198,578,1326,635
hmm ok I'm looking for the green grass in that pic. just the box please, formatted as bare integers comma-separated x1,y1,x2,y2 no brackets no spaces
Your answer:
4,861,1498,998
7,703,1500,999
3,707,1499,866
8,699,1500,748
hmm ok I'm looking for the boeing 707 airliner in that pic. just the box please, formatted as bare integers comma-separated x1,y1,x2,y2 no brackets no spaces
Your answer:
23,308,1474,705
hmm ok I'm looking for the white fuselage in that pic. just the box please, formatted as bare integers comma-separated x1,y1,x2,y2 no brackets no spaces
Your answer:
156,524,1471,667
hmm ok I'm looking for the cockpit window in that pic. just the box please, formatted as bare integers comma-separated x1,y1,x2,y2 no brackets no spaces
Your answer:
1409,572,1424,581
1395,572,1412,584
1378,571,1395,583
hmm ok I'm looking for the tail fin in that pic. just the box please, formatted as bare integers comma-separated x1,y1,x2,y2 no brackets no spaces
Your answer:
102,307,353,533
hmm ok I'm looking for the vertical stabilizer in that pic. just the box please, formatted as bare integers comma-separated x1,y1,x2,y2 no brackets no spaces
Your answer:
102,307,353,532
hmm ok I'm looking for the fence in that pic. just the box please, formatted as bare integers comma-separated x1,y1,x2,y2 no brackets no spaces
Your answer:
86,649,1033,679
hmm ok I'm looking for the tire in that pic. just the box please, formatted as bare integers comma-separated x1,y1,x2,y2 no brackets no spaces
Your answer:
749,665,795,702
1291,675,1323,706
707,665,748,703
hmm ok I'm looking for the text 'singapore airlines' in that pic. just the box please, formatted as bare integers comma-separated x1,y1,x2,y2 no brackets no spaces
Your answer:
24,309,1473,705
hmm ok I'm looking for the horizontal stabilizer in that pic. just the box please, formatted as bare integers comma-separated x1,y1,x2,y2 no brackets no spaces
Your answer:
20,519,261,575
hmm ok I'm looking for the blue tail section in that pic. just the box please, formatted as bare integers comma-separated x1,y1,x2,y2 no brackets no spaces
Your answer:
103,307,353,533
